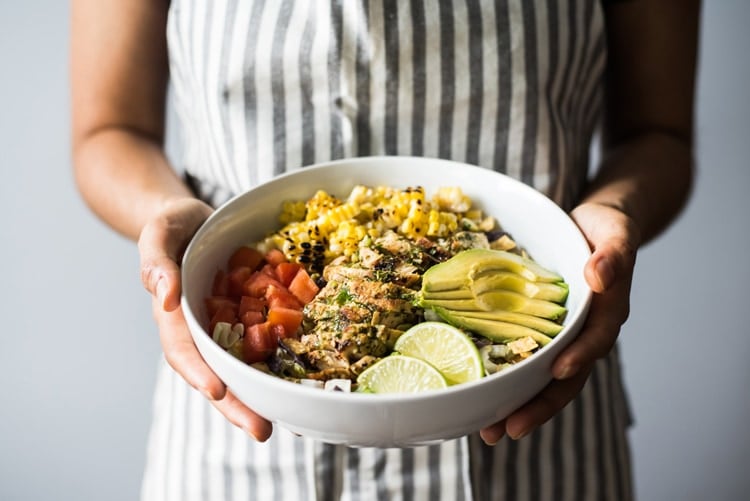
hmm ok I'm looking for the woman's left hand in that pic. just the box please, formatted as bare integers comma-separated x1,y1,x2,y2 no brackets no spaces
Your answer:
480,201,641,444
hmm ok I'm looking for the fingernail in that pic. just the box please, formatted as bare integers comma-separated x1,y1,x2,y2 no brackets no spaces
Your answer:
199,386,215,401
156,278,168,306
509,427,529,440
556,363,579,380
596,257,615,290
480,435,499,447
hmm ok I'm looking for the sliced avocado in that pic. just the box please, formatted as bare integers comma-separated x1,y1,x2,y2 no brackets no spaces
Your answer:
470,272,569,303
430,306,563,336
422,248,564,292
475,291,567,320
434,309,554,346
421,291,567,320
422,273,569,303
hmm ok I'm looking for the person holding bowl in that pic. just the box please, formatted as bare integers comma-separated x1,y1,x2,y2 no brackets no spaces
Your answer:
71,0,699,499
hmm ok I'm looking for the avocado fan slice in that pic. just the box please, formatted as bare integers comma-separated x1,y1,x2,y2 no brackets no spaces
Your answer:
422,248,564,292
421,272,569,303
428,306,563,336
432,308,554,346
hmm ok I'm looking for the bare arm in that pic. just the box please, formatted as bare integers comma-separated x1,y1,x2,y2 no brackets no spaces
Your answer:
585,0,700,244
70,0,192,240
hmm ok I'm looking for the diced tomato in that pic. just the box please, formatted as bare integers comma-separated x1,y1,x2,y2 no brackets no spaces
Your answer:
288,268,320,304
238,296,266,316
267,307,304,338
209,305,238,334
227,266,253,297
260,263,277,277
243,271,284,298
274,262,302,287
204,296,239,318
228,246,264,271
241,310,265,328
264,248,287,266
211,269,229,296
243,322,278,363
265,284,302,310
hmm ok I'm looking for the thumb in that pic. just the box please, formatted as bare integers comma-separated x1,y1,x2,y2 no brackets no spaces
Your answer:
573,203,640,294
138,222,184,312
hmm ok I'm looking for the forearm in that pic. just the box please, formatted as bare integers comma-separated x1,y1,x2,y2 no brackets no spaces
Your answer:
73,129,194,241
582,131,694,246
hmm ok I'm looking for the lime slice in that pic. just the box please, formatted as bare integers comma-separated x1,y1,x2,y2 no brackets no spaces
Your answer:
394,321,484,385
356,355,448,393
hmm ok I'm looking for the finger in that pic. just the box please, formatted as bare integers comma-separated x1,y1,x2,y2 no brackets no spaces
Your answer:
503,365,592,440
153,300,227,401
574,205,639,294
139,220,183,312
552,283,629,379
209,389,274,442
479,420,506,446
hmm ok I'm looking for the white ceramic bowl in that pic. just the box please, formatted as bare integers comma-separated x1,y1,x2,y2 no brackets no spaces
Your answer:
181,156,592,447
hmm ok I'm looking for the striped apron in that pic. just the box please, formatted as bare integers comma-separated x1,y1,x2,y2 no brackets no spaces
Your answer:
143,1,634,499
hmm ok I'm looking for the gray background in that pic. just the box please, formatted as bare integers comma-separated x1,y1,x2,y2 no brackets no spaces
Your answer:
1,2,748,500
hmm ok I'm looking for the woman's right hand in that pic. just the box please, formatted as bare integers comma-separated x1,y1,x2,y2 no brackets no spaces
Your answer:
138,197,273,442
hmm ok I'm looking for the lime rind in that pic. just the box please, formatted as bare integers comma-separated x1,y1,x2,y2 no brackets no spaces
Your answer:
393,321,484,385
356,355,448,394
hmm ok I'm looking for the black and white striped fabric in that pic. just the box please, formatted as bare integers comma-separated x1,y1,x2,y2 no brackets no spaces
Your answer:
143,1,634,499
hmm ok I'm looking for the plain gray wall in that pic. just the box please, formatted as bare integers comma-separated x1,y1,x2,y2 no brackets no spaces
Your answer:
1,2,748,500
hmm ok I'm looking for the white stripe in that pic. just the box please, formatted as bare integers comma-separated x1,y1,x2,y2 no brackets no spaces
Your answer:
384,448,405,499
412,446,431,501
437,439,459,500
422,3,442,158
355,448,376,500
205,403,228,499
505,0,526,179
203,0,233,194
532,0,552,193
189,0,216,186
184,388,207,501
311,2,332,163
140,361,173,501
477,0,499,169
227,422,250,499
226,0,254,191
276,429,302,500
450,0,470,164
367,0,386,154
396,0,413,156
282,0,309,172
255,435,277,499
164,373,188,500
339,0,359,158
253,1,283,183
167,5,199,176
457,437,474,500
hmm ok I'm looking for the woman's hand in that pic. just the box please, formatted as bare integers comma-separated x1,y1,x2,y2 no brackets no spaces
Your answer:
480,201,641,444
138,197,274,442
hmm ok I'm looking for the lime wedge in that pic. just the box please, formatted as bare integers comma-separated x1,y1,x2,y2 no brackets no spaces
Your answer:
356,355,448,393
394,321,484,385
